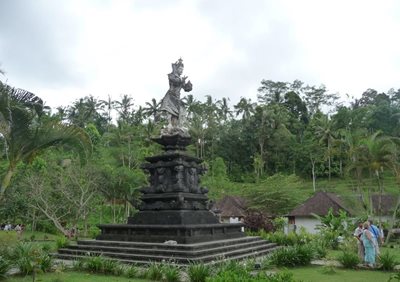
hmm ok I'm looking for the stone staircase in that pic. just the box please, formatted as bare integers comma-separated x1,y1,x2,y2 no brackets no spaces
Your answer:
54,236,278,265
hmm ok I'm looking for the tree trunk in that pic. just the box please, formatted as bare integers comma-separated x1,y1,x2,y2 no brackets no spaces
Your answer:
328,141,331,182
311,156,316,192
376,171,383,224
0,163,16,200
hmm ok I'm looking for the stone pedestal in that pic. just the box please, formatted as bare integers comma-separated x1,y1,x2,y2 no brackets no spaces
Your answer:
97,134,244,243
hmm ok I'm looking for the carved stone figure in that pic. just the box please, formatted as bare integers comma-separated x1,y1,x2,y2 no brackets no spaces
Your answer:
160,58,192,136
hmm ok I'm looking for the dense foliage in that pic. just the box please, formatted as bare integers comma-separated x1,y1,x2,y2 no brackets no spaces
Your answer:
0,77,400,235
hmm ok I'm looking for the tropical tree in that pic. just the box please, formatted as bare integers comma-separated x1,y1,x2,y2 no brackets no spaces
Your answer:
234,97,256,120
315,115,337,181
99,94,115,130
115,94,134,124
0,82,92,200
360,132,397,220
216,97,233,122
143,98,160,122
257,80,288,105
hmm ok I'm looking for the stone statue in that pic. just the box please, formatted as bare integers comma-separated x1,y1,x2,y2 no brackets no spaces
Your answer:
160,58,192,135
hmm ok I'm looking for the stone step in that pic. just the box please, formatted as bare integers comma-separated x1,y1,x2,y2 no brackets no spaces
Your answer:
56,241,277,264
65,240,275,258
77,236,263,251
53,244,279,266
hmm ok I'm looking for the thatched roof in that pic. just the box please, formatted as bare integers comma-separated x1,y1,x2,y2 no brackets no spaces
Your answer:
211,195,247,218
289,191,352,216
371,194,398,216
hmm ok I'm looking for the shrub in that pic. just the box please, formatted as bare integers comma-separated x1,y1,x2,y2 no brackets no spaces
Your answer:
208,270,249,282
41,243,52,253
146,262,163,281
269,244,314,267
11,242,52,275
337,251,359,269
125,264,139,278
209,260,254,282
264,270,297,282
55,237,69,249
88,226,101,239
311,238,328,259
85,255,105,273
297,228,315,245
163,264,181,282
379,250,397,271
267,231,292,245
102,258,119,274
72,259,86,271
114,264,125,276
0,256,10,280
39,253,52,272
188,263,211,282
320,229,340,250
388,272,400,282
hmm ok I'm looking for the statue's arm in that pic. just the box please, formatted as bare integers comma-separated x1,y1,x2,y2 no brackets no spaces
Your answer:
168,74,181,85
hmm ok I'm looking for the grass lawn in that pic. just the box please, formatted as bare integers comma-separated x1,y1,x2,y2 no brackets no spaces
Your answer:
6,271,149,282
0,230,62,251
6,267,398,282
287,266,397,282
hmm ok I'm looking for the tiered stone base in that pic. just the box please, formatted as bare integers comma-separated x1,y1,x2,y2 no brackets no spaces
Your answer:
55,236,278,265
97,222,244,244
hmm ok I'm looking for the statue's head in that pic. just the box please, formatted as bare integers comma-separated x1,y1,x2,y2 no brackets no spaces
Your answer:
172,58,184,75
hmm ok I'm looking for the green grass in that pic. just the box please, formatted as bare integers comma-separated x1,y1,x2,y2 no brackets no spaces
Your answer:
6,271,149,282
287,266,396,282
7,267,397,282
0,230,63,251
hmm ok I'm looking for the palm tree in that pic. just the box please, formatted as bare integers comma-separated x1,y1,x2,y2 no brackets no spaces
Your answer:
115,94,134,124
360,132,396,221
0,82,92,200
315,116,336,181
99,94,115,129
216,97,233,122
234,97,256,120
143,98,160,122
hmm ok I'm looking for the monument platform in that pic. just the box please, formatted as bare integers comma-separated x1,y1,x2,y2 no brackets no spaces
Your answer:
56,236,278,265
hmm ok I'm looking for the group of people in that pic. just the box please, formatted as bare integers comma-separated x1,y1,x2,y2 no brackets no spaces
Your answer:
354,219,384,267
0,223,24,239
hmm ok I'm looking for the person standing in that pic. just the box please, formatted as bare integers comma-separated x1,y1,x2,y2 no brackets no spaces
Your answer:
15,224,23,240
354,222,364,262
368,219,381,256
361,221,376,267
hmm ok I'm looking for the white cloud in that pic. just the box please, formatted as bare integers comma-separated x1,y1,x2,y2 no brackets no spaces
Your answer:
1,0,399,110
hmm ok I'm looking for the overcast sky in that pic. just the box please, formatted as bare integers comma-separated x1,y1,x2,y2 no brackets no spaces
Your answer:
1,0,399,110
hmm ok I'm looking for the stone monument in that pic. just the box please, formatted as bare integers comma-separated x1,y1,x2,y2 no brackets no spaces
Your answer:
56,59,277,264
97,58,244,243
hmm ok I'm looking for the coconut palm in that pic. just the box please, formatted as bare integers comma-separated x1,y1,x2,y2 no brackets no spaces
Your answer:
99,94,115,129
315,115,336,181
360,132,397,220
216,97,233,122
0,82,92,200
115,94,134,124
234,97,256,120
143,98,160,122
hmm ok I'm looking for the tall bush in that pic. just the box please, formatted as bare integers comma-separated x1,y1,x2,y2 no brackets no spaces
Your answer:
269,244,314,267
0,256,10,280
